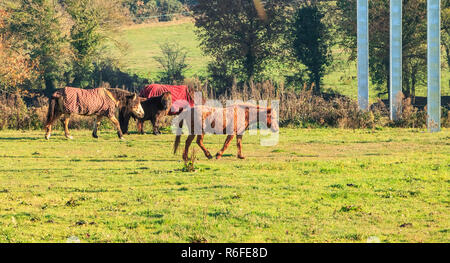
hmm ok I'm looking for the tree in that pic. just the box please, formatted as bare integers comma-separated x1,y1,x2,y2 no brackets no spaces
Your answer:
291,3,332,94
7,0,68,95
193,0,294,91
443,0,450,69
158,0,184,22
63,0,128,88
124,0,185,23
0,10,36,90
154,41,189,84
335,0,433,99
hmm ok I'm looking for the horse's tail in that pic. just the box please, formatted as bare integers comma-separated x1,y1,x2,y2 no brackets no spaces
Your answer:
46,96,58,125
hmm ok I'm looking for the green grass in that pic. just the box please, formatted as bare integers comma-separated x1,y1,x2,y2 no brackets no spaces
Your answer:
109,20,450,102
0,128,449,243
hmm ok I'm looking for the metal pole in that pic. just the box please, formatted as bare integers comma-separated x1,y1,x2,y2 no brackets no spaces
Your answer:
357,0,369,111
390,0,402,121
427,0,441,132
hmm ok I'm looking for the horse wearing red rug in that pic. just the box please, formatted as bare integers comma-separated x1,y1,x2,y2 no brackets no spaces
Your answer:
120,84,194,134
139,84,194,115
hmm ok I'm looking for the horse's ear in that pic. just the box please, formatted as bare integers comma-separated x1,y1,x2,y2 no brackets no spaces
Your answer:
267,108,272,114
133,94,137,100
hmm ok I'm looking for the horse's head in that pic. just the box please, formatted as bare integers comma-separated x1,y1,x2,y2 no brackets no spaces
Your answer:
161,92,172,112
126,94,145,119
266,107,279,133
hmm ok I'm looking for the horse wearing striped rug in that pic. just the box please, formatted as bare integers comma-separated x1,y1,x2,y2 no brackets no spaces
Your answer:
45,87,144,140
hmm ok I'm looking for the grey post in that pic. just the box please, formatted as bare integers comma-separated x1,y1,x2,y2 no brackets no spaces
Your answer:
357,0,369,111
390,0,402,121
427,0,441,132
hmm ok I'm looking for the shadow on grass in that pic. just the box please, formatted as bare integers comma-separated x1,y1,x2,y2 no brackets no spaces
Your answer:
0,137,42,141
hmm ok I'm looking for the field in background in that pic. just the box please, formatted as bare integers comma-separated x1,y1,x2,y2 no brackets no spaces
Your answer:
110,20,209,81
109,20,450,102
0,128,448,242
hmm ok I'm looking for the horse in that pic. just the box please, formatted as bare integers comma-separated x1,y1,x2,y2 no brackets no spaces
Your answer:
44,87,144,140
173,103,279,161
119,84,193,134
135,92,172,135
121,92,172,135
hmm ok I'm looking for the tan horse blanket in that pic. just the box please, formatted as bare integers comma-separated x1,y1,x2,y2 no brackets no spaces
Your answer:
54,87,116,117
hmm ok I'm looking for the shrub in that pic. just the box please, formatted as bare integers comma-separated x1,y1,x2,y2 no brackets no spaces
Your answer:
154,42,189,84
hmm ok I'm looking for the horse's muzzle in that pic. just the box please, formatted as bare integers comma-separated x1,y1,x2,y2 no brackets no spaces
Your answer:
133,104,145,119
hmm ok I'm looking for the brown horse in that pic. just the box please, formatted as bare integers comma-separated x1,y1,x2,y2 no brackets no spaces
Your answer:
173,103,279,161
45,87,144,140
119,92,172,135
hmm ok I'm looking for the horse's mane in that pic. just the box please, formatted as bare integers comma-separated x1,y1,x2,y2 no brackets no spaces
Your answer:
106,88,133,102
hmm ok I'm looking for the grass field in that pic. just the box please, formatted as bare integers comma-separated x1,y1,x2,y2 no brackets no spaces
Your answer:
0,128,448,243
110,20,450,102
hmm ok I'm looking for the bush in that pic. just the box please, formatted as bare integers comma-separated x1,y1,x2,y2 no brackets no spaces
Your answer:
185,79,444,130
124,0,186,23
0,91,46,130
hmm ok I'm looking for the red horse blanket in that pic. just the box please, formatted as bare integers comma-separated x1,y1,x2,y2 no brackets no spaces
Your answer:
55,87,116,117
139,84,194,115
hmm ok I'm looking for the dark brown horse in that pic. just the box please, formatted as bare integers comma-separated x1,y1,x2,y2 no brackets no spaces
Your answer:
45,87,144,140
119,92,172,135
136,92,172,135
173,103,279,161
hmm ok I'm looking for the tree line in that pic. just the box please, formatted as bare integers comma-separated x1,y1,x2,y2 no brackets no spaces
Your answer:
192,0,449,97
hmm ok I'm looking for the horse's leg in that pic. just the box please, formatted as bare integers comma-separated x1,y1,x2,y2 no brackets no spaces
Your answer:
151,115,158,135
139,120,145,135
183,135,196,162
108,115,124,139
236,135,245,159
63,114,73,140
216,135,235,160
155,112,164,134
197,134,213,159
45,112,63,140
92,115,102,138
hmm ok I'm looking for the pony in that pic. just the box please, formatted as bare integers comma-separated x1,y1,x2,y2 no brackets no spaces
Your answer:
173,103,279,161
135,92,172,135
119,92,172,135
119,84,193,135
45,87,144,140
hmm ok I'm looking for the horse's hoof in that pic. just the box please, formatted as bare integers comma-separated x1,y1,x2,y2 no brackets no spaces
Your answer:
92,133,98,139
45,135,50,140
216,154,222,160
119,137,125,140
238,155,246,160
206,154,213,160
66,136,73,140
